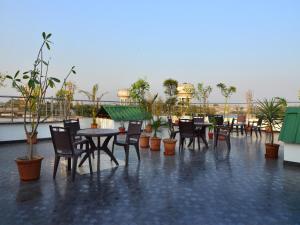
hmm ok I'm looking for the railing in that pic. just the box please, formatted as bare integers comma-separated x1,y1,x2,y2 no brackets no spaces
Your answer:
0,95,299,124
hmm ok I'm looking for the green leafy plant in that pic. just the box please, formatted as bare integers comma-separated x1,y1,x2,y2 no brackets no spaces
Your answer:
256,98,286,145
151,117,166,138
129,78,150,104
216,83,237,116
6,32,74,160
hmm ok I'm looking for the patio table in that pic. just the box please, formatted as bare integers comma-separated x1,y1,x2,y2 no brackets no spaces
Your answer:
77,128,119,172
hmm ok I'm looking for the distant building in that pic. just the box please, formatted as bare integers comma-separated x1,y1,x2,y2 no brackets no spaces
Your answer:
117,88,130,104
177,83,195,103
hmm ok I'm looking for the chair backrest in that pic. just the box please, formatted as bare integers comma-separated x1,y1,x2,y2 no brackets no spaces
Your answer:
63,118,80,141
49,126,74,155
179,119,195,136
193,117,204,124
214,115,224,126
237,115,246,123
127,121,143,141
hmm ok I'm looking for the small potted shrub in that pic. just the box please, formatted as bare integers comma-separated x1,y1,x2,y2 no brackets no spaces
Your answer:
163,128,177,156
208,116,216,140
139,133,150,148
118,121,126,133
256,98,286,159
6,32,74,181
150,117,164,151
79,84,108,128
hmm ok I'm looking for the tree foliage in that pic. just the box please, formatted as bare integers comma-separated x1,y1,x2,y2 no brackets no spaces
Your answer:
129,78,150,104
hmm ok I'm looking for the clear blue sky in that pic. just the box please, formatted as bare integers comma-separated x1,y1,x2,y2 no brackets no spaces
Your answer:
1,0,300,102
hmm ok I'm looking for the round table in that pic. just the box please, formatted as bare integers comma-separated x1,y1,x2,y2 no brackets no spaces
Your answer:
77,128,120,171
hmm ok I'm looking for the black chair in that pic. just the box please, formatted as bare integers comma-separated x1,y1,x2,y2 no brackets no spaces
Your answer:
193,117,204,124
63,118,89,149
251,118,262,137
214,118,235,150
178,119,200,150
112,121,143,166
233,115,246,135
168,117,179,139
49,126,93,181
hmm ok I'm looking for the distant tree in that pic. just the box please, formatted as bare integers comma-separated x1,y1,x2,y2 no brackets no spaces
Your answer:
129,78,150,104
163,79,178,116
56,81,76,119
216,83,237,116
196,83,212,105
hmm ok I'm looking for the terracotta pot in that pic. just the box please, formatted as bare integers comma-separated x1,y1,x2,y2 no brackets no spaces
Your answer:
150,137,161,151
218,135,226,141
163,139,177,156
144,124,152,133
265,143,279,159
265,126,272,133
119,127,126,133
140,135,150,148
91,123,98,128
26,132,38,144
15,156,43,181
208,132,214,140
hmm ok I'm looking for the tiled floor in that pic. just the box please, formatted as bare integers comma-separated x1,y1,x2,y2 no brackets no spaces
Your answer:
0,133,300,225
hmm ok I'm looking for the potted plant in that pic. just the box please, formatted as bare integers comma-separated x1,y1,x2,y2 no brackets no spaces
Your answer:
163,127,177,156
208,116,216,140
6,32,74,181
139,133,150,148
118,121,126,133
256,98,286,159
150,117,165,151
79,84,108,128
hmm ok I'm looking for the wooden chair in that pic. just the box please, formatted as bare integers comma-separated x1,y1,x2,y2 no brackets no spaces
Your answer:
112,121,143,166
49,126,93,181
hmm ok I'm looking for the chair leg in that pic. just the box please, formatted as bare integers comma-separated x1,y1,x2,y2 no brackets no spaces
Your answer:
197,136,200,150
72,156,78,181
53,155,60,179
255,129,258,138
192,137,195,150
226,136,231,150
259,128,262,137
124,146,129,166
87,147,93,175
134,144,140,161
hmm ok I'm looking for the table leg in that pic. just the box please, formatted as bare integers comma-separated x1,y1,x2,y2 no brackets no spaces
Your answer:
79,136,96,167
101,135,119,166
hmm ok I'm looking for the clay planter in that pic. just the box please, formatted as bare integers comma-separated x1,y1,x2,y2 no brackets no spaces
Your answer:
208,132,214,140
140,135,150,148
265,143,279,159
163,139,177,156
26,132,38,144
218,135,226,141
91,123,98,128
150,137,161,151
15,156,43,181
119,127,126,133
144,124,152,133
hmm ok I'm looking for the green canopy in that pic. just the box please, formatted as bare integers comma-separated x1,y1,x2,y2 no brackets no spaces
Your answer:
97,105,150,121
279,107,300,144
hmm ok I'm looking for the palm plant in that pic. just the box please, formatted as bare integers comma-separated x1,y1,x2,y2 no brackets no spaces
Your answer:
256,98,286,145
79,84,108,125
216,83,237,116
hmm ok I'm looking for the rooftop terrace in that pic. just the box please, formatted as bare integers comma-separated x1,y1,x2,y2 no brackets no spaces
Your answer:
1,132,300,225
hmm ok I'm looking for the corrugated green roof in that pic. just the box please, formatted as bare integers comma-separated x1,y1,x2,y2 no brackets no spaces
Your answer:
279,107,300,143
97,105,150,121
